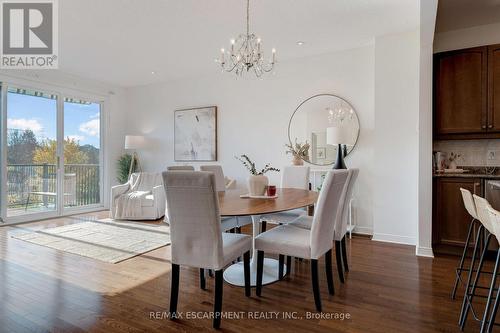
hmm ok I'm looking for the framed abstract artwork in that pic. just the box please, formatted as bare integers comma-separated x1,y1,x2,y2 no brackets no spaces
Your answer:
174,106,217,161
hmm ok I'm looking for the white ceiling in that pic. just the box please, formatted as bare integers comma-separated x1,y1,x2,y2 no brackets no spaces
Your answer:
436,0,500,33
57,0,419,87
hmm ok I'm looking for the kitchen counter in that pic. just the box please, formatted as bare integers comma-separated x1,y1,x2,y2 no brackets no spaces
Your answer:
433,173,500,179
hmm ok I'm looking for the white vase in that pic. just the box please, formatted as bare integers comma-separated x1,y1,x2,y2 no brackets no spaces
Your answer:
292,155,304,166
247,175,269,196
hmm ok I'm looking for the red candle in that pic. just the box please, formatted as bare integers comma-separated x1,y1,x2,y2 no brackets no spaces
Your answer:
267,185,277,196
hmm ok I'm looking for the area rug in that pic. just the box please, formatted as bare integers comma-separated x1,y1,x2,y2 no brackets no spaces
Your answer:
13,218,170,263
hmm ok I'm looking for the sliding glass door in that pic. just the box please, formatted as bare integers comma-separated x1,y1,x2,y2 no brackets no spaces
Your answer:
0,84,104,223
63,98,102,210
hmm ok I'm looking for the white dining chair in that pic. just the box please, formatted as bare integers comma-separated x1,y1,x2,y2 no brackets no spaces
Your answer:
200,165,250,234
254,169,350,312
260,165,310,231
167,165,195,171
163,170,252,329
289,168,358,283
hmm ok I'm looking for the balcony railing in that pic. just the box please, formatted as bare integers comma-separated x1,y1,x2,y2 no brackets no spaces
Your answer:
7,163,100,209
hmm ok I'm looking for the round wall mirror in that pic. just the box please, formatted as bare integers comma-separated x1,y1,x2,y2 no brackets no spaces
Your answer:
288,94,360,166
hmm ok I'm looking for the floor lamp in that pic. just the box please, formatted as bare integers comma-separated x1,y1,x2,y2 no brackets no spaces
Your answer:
327,126,349,169
124,135,145,179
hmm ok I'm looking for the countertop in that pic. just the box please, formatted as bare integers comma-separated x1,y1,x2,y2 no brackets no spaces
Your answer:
433,173,500,179
433,166,500,179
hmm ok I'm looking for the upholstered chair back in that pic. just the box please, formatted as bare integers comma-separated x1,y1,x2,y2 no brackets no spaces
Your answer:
487,206,500,243
163,171,224,269
460,188,478,220
129,172,163,191
334,168,359,241
310,169,350,259
473,194,495,234
281,166,310,189
200,165,226,192
167,165,195,171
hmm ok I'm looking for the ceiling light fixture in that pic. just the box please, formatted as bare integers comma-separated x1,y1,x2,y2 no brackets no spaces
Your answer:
296,41,305,46
217,0,276,77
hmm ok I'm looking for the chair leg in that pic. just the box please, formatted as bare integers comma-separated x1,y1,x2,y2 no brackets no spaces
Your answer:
341,235,349,273
256,251,265,296
452,218,476,300
286,256,292,276
169,264,180,318
325,249,335,295
213,270,223,329
481,248,500,333
335,240,345,283
199,268,206,290
278,254,285,279
243,251,251,297
311,259,322,312
261,221,267,233
460,227,489,329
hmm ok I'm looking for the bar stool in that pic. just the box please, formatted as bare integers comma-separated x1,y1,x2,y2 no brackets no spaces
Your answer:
459,195,498,331
484,205,500,332
452,188,480,299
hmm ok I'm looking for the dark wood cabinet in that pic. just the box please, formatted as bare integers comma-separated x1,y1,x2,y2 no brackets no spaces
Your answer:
434,44,500,139
435,47,487,136
433,177,482,255
434,47,488,136
489,44,500,132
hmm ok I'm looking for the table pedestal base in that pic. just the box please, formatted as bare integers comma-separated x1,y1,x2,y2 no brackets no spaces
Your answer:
223,258,286,287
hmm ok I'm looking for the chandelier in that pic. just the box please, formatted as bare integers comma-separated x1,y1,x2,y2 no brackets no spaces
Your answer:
217,0,276,77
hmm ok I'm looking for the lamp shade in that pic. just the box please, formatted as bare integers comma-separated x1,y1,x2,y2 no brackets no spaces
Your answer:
326,126,350,145
124,135,145,149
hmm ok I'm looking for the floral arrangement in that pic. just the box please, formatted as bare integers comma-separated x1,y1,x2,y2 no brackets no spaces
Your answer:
285,139,310,159
235,155,280,175
448,152,461,163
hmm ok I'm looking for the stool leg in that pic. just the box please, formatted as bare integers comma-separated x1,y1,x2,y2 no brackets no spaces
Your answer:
459,225,484,326
481,248,500,333
487,266,500,333
460,227,489,329
452,218,476,299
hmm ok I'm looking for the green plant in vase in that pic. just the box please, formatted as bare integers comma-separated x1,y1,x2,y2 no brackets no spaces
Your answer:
285,139,310,165
235,155,279,196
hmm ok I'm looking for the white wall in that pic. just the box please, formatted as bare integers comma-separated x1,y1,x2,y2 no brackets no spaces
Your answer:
372,29,420,245
434,21,500,53
417,0,437,257
125,47,375,234
0,70,127,209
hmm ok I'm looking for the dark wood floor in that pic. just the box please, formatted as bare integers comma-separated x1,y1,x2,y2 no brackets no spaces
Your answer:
0,211,496,332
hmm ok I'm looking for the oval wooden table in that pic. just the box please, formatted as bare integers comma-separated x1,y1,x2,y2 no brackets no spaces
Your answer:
219,188,318,287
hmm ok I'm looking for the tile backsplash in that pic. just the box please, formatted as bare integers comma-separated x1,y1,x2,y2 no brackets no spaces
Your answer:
434,140,500,167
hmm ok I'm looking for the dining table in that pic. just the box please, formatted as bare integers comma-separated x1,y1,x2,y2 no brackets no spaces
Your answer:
219,188,318,286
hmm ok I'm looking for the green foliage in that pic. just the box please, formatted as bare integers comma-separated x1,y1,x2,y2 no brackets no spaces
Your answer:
117,154,137,184
34,138,89,165
7,129,39,164
235,154,280,175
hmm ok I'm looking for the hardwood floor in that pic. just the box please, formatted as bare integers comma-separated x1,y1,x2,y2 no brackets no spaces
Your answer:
0,211,496,332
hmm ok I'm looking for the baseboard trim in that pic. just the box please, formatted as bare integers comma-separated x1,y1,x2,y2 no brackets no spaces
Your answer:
416,246,434,258
352,226,373,235
372,232,416,246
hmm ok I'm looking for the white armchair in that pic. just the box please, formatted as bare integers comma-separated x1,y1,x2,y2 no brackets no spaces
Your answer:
110,172,166,220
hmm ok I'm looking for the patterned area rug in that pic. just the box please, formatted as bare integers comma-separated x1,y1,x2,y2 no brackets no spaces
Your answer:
13,218,170,263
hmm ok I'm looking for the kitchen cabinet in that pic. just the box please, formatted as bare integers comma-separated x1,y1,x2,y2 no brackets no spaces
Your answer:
489,44,500,132
435,47,487,137
434,44,500,139
433,177,483,255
